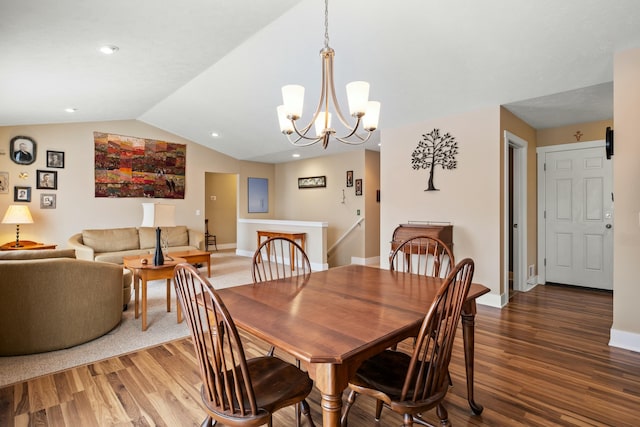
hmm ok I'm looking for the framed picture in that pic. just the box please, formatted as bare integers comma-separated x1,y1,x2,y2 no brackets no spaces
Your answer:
0,172,8,194
40,193,57,209
10,135,36,165
248,177,269,213
14,186,31,202
298,176,327,189
355,178,363,196
346,170,353,187
36,170,58,189
46,150,65,168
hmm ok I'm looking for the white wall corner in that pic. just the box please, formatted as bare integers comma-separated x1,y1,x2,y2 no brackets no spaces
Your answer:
477,292,503,308
351,256,381,266
609,329,640,354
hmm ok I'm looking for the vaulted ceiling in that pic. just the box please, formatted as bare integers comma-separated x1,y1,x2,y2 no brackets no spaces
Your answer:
2,0,639,163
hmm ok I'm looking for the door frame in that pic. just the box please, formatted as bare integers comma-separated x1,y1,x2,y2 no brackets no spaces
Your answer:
536,140,605,285
504,131,528,295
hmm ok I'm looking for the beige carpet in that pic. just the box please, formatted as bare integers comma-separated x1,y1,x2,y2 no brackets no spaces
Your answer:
0,250,253,388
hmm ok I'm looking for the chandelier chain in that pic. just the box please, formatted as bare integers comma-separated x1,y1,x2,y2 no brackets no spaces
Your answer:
324,0,330,48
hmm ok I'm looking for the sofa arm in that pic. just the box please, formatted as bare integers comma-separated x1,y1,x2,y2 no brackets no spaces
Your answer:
189,229,205,251
67,233,95,261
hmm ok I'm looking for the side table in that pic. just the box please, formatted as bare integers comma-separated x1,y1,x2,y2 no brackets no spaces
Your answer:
123,255,186,331
0,240,57,250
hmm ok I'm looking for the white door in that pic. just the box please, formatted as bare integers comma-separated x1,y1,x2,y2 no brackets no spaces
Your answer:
544,146,613,290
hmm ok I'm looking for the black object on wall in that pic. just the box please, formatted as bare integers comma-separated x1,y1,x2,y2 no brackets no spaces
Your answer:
605,126,614,159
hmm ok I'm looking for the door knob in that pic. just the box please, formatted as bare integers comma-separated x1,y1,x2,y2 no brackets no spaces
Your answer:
606,224,612,229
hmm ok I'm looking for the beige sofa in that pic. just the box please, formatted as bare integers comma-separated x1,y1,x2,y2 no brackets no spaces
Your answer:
0,249,124,356
68,226,205,265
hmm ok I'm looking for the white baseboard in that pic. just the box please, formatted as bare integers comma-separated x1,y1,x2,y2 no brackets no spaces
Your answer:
351,256,380,266
609,329,640,353
214,243,236,251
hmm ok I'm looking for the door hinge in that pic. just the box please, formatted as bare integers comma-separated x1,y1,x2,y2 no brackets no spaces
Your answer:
544,162,546,171
544,258,546,266
544,210,546,219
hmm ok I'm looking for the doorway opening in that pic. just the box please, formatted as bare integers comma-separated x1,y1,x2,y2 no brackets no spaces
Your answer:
504,131,529,302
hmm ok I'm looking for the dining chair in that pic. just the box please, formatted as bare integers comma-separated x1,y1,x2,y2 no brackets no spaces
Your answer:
340,258,475,427
205,219,218,251
173,263,315,427
252,237,311,284
389,235,454,278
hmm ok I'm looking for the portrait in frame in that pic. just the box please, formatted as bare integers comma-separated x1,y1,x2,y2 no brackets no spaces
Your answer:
40,193,57,209
14,186,31,202
36,170,58,190
298,176,327,189
10,136,36,165
346,170,353,187
47,150,65,168
0,172,8,194
355,178,363,196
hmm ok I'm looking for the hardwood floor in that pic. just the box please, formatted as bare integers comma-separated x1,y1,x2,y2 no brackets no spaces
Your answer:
2,284,639,426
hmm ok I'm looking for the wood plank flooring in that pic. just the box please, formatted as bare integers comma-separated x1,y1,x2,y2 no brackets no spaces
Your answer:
2,283,640,426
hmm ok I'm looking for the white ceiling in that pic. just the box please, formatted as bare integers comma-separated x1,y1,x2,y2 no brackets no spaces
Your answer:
2,0,640,163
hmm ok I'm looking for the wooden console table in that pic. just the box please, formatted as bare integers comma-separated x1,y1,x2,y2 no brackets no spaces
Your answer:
0,240,57,251
257,230,306,252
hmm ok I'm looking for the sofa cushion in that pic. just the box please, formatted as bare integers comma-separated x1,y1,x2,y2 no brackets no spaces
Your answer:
82,227,139,253
139,226,189,249
95,249,149,265
0,248,76,260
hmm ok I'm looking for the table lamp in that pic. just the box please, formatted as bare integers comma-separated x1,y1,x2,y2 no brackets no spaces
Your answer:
141,203,176,265
2,205,34,248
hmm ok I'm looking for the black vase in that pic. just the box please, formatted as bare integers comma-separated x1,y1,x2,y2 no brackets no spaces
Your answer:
153,227,164,266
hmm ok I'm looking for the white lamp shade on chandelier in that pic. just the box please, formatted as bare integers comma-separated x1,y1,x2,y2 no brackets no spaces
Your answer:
276,0,380,149
141,203,176,228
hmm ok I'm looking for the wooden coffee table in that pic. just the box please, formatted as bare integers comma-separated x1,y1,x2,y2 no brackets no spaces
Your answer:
0,240,57,250
123,255,186,331
167,249,212,277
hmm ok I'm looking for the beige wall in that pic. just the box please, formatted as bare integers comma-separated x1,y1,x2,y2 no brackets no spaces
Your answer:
364,150,381,260
0,120,264,248
611,47,640,350
381,107,502,306
274,149,380,267
537,119,613,147
205,173,238,245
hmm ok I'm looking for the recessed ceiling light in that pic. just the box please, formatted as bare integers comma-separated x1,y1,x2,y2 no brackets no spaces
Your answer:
292,154,300,158
211,132,220,138
99,45,119,55
65,107,77,113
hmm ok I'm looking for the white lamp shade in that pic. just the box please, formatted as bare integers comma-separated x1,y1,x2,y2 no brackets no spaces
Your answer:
282,84,305,119
363,101,381,131
315,112,332,137
277,105,294,134
141,203,176,228
346,81,370,117
2,205,34,224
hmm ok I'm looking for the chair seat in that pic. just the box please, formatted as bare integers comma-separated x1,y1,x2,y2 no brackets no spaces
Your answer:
202,356,314,423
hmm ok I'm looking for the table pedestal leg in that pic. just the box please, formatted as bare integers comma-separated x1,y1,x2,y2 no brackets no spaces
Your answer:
142,278,148,331
312,363,348,427
462,301,483,415
133,272,140,319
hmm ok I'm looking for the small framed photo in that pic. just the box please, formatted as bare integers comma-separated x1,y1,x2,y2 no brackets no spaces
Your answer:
0,172,8,194
36,170,57,189
355,178,363,196
40,193,57,209
10,135,36,165
46,150,65,168
346,170,353,187
298,175,327,189
14,186,31,202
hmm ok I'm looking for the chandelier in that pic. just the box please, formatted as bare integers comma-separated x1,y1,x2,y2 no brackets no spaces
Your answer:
276,0,381,149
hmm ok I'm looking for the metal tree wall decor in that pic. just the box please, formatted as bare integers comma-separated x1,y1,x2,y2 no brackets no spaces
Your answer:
411,128,458,191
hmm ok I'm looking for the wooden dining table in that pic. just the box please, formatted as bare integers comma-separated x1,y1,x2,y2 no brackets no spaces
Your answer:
217,264,489,427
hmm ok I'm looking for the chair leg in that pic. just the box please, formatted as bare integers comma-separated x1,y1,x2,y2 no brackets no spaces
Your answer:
300,399,315,427
402,413,414,426
340,390,358,427
436,403,451,426
375,399,384,420
200,415,216,427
